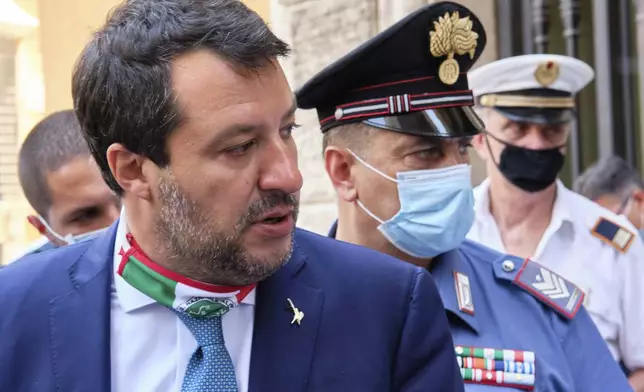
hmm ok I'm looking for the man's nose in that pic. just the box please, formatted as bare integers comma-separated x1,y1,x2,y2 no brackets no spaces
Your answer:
258,141,303,195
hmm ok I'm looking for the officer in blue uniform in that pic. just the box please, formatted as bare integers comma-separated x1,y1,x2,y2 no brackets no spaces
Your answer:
296,2,632,390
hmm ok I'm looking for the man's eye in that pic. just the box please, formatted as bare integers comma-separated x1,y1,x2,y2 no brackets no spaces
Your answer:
281,123,301,138
71,208,99,223
459,141,473,154
227,140,256,155
503,124,525,140
414,149,440,159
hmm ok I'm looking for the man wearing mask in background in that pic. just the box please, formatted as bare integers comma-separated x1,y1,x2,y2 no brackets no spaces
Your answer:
467,54,644,390
15,109,120,259
297,3,631,389
574,155,644,232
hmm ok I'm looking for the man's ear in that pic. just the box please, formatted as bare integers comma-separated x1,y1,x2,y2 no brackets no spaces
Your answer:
324,146,358,202
633,188,644,205
471,133,489,161
27,215,67,246
106,143,155,200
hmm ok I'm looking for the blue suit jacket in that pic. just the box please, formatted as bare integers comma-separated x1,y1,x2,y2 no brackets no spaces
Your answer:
0,222,464,392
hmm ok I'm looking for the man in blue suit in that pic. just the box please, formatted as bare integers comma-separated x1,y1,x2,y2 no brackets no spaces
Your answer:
0,1,463,391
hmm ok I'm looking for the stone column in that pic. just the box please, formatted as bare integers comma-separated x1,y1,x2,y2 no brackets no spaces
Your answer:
377,0,427,30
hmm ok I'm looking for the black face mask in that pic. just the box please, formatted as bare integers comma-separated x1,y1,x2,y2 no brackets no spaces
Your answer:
486,133,565,193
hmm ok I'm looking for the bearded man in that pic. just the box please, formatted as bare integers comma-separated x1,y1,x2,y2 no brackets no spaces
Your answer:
0,1,462,391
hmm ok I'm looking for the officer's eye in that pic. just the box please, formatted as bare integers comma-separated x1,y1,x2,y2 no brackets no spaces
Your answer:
458,138,473,154
503,123,527,140
413,148,441,160
541,126,567,142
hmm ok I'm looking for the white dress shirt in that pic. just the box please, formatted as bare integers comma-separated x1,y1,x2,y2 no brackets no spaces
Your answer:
467,179,644,370
110,209,255,392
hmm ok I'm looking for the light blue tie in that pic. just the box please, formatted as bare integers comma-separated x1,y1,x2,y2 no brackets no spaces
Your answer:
175,311,239,392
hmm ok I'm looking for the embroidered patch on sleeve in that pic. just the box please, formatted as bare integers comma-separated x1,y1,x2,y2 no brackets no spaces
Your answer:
591,217,635,253
512,259,584,320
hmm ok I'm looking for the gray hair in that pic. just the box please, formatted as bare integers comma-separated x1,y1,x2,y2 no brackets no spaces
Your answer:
573,156,644,201
322,122,376,158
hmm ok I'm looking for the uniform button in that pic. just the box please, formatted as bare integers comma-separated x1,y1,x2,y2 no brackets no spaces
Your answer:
334,108,344,120
502,260,515,272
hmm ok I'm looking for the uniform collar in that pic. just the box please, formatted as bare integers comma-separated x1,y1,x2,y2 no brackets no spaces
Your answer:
429,248,480,334
327,219,480,333
113,207,256,313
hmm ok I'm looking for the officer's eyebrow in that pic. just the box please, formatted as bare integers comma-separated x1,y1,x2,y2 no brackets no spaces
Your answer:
391,135,439,155
412,135,442,147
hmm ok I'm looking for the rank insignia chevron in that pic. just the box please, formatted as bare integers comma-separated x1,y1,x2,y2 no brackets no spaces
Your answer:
513,259,584,320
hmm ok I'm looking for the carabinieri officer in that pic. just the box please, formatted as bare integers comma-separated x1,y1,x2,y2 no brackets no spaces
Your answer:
296,1,631,390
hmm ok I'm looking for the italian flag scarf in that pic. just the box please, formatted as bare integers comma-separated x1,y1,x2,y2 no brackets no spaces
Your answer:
117,233,255,318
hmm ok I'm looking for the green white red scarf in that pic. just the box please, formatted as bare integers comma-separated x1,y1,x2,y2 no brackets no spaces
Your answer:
117,233,255,318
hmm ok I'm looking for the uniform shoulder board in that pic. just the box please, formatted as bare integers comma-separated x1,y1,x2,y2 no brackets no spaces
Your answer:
591,217,635,253
512,259,584,320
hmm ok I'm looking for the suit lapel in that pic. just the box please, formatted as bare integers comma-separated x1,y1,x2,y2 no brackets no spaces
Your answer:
249,238,324,392
49,222,117,392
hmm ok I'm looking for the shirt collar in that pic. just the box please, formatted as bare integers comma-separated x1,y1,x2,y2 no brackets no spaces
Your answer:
551,179,575,228
473,178,492,224
113,207,256,313
328,220,338,238
474,178,574,227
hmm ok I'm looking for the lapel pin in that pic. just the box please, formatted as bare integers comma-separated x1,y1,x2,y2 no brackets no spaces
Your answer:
287,298,304,326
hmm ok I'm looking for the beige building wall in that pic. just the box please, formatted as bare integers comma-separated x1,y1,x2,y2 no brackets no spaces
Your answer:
0,0,43,262
38,0,271,115
38,0,123,114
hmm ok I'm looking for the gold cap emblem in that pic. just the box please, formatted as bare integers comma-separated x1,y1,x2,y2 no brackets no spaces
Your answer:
534,61,559,86
429,11,479,85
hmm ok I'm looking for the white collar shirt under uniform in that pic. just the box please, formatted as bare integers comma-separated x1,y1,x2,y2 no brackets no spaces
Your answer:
110,209,256,392
467,178,644,370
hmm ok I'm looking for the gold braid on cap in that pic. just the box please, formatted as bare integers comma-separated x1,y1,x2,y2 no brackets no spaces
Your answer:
479,94,575,108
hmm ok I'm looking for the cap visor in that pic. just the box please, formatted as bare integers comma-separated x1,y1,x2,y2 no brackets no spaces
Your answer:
362,106,485,137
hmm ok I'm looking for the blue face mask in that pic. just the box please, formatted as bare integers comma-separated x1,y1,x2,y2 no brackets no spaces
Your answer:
30,215,107,246
349,150,475,258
